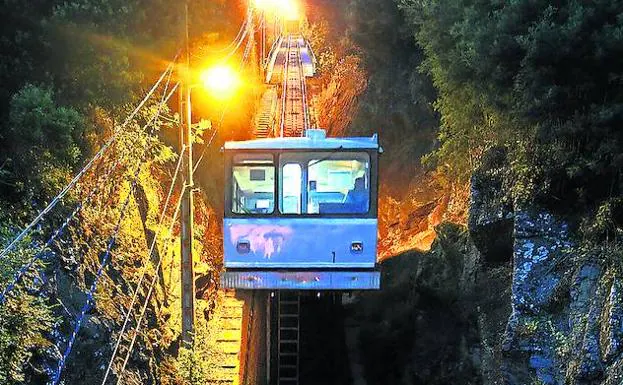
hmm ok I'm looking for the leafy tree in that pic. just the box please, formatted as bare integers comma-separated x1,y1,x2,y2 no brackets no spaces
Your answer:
0,1,252,383
343,0,438,189
1,85,82,212
399,0,623,215
0,295,56,385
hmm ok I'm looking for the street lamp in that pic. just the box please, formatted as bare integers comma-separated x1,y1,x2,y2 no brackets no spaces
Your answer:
252,0,301,69
199,64,242,100
178,2,243,349
179,58,242,348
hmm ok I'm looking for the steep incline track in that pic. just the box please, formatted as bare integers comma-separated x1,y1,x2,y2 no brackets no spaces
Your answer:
280,35,309,137
206,290,244,385
217,33,315,385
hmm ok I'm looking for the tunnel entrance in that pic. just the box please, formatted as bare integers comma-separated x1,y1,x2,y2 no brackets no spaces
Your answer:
267,292,352,385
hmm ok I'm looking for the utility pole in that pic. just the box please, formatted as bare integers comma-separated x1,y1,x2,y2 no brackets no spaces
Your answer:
261,11,266,69
180,0,195,348
249,3,255,76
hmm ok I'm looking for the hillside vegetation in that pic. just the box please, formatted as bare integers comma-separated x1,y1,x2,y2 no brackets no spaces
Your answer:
335,1,623,383
309,0,623,254
0,1,245,383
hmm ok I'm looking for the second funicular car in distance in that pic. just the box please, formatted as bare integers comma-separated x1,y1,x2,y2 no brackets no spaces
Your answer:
221,129,381,290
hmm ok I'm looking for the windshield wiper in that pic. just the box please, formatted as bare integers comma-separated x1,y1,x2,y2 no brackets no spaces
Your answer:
307,146,345,168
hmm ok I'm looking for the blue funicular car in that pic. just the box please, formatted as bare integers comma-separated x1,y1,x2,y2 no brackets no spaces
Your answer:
221,129,381,290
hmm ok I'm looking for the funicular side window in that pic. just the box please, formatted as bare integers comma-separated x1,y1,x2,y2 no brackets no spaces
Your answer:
279,152,371,215
231,154,275,215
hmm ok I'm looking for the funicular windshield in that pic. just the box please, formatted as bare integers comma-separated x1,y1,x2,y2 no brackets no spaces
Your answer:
230,151,371,216
231,154,275,214
281,152,371,215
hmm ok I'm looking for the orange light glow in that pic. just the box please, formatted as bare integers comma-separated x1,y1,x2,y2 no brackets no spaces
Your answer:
253,0,271,8
199,65,241,99
279,0,300,20
255,0,301,21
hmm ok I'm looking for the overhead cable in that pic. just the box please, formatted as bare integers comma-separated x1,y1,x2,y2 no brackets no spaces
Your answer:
49,75,178,385
115,187,183,384
0,82,179,304
0,156,118,304
99,145,185,385
0,61,177,261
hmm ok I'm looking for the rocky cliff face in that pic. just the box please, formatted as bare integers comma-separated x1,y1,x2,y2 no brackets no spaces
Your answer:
470,151,623,385
355,221,511,385
357,150,623,385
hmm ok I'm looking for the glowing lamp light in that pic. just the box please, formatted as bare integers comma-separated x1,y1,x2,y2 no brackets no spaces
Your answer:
199,65,240,99
280,0,299,20
256,0,300,20
254,0,271,8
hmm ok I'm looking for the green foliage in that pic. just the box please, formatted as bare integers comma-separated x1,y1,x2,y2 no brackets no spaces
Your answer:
174,347,212,385
0,295,56,385
0,230,57,385
580,197,623,242
0,1,246,383
343,0,438,180
0,0,57,116
398,0,623,216
3,84,83,206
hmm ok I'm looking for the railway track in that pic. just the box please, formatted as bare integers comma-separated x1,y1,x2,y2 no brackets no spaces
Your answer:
280,35,309,137
211,33,314,385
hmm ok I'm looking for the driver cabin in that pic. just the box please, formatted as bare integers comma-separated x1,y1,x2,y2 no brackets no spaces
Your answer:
221,129,381,290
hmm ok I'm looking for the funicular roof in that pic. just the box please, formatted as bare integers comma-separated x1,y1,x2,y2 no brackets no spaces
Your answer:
224,131,379,151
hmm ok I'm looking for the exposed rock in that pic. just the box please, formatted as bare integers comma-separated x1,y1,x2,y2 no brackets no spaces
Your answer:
497,205,623,384
573,274,606,383
511,210,571,314
603,277,623,363
500,207,574,384
570,265,602,314
356,150,623,385
356,223,510,385
468,148,514,264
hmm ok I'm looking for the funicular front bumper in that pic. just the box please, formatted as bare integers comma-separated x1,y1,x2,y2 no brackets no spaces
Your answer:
221,269,380,290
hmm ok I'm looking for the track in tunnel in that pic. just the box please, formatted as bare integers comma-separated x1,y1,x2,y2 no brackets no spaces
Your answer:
267,292,353,385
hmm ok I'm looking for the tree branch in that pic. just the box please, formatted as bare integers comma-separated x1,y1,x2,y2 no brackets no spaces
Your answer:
0,158,9,172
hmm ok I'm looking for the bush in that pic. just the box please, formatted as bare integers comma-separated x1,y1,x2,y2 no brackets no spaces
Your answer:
0,229,57,385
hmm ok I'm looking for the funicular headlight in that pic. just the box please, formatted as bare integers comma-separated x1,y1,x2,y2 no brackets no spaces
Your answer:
237,241,251,254
351,242,363,253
